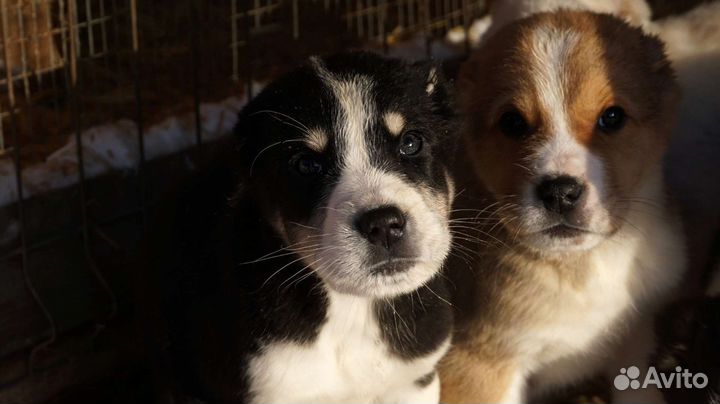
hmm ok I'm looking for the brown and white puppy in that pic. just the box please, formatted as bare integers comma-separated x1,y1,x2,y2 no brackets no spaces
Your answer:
441,11,685,403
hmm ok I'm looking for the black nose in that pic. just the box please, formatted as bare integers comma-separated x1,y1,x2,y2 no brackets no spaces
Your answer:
536,176,585,214
354,206,406,249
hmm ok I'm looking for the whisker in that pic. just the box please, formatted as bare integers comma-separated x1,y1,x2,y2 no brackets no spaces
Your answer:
614,215,647,239
249,139,306,176
451,241,484,259
238,238,320,264
288,221,320,231
423,283,454,308
250,109,312,133
261,255,309,289
448,250,474,272
278,256,327,291
238,242,327,265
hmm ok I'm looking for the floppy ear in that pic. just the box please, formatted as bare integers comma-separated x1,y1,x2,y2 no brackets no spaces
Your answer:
640,32,681,107
641,32,673,75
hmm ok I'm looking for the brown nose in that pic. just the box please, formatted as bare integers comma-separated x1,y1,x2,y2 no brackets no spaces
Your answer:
536,176,585,214
354,206,406,250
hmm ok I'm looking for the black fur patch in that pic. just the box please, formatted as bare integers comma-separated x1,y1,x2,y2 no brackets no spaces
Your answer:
375,274,453,359
155,158,330,402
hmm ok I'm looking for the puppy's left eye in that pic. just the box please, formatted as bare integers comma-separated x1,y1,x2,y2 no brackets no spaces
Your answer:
291,153,324,176
597,106,626,133
399,131,423,156
498,110,529,138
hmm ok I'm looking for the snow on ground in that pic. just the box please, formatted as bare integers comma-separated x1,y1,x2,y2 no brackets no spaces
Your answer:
0,92,255,245
0,87,266,212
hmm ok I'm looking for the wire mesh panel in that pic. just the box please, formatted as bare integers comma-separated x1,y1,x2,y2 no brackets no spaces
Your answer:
0,0,63,150
230,0,484,92
0,1,139,400
0,0,130,157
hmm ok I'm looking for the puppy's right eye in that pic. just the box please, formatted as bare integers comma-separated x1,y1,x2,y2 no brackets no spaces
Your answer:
498,111,529,138
398,131,423,156
291,153,323,176
597,106,626,133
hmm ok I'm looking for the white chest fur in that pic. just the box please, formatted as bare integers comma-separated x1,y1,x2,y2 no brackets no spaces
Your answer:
247,289,449,403
523,191,686,389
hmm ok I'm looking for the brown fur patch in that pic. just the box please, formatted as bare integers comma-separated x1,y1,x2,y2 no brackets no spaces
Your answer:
440,347,517,403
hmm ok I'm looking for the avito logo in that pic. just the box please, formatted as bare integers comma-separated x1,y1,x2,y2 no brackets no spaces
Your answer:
614,366,708,391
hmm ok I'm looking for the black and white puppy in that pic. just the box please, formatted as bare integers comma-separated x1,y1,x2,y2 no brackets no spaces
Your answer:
157,51,458,403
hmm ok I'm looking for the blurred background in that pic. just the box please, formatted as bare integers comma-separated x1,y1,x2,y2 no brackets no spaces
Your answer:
0,0,713,402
